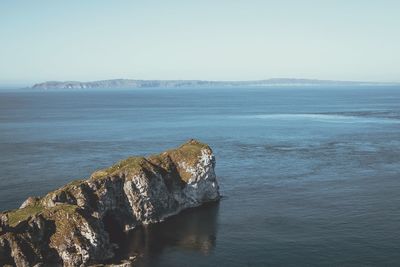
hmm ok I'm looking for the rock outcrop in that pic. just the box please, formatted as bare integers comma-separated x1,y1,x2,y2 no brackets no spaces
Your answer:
0,140,220,266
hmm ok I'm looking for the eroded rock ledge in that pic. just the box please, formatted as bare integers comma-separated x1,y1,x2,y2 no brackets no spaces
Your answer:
0,139,220,266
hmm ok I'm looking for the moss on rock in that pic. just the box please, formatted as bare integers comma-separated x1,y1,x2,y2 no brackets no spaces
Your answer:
6,202,44,227
147,139,210,183
41,204,83,247
90,157,149,180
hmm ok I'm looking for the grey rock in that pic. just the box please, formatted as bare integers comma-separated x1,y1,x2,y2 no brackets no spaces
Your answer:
0,139,220,266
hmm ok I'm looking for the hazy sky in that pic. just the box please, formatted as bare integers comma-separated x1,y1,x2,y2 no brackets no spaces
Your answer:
1,0,399,85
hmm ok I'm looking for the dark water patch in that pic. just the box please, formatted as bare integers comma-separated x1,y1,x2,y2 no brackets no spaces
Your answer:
108,202,220,266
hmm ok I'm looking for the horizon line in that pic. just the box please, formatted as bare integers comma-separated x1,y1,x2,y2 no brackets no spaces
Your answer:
1,77,400,89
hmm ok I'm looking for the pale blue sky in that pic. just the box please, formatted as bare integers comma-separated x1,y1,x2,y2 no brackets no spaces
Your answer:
1,0,399,85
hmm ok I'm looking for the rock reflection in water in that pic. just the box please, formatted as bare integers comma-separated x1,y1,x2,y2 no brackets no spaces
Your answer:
114,202,220,265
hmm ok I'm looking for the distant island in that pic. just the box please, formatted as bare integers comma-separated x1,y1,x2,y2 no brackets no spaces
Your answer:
31,78,398,89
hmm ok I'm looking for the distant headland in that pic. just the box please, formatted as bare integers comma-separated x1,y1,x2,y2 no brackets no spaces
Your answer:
31,78,398,89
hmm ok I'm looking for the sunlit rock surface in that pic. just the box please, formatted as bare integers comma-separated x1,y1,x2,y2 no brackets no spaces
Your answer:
0,139,220,266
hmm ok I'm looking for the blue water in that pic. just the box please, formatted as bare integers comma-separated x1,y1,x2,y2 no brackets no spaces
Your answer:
0,86,400,266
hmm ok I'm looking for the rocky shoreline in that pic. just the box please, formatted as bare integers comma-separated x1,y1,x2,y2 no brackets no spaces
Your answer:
0,140,220,266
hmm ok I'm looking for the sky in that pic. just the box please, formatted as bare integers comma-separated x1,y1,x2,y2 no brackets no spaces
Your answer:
0,0,399,85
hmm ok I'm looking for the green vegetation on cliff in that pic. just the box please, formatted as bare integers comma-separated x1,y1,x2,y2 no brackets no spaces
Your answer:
6,202,44,227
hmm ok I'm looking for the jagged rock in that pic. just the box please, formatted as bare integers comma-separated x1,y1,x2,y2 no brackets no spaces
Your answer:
0,140,220,266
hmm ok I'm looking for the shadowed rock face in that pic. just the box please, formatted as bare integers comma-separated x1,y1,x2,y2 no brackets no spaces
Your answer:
0,139,220,266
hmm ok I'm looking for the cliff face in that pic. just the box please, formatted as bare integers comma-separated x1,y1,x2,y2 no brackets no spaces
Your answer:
0,140,220,266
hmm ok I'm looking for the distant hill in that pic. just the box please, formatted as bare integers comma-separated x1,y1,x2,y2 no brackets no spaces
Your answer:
31,78,397,89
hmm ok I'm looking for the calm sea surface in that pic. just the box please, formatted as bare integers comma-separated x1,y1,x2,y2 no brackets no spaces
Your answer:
0,86,399,266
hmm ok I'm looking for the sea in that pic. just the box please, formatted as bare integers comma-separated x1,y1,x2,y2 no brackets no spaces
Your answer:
0,86,399,266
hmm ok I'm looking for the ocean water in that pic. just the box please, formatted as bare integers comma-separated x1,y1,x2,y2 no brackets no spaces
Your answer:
0,86,399,266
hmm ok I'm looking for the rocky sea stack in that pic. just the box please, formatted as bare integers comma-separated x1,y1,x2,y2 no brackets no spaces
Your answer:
0,139,220,266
